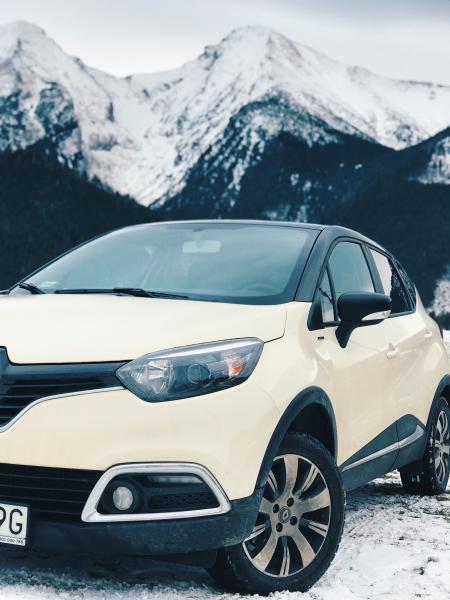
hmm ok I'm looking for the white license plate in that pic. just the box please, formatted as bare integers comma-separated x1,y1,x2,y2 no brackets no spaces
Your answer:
0,502,29,546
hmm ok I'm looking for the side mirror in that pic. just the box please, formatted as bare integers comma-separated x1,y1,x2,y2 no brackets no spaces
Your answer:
336,292,391,348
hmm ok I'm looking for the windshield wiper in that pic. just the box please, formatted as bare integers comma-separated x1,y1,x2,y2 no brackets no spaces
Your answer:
18,282,44,295
54,289,113,295
54,288,189,300
113,288,190,299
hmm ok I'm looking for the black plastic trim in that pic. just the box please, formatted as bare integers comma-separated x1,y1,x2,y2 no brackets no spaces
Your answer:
394,416,427,471
425,375,450,432
256,387,337,488
340,415,426,491
395,376,450,475
0,347,125,380
0,348,124,427
23,490,263,560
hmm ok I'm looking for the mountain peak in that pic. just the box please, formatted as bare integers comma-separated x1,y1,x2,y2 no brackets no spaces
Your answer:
5,20,47,36
199,25,276,64
222,24,281,42
0,20,61,63
194,24,307,94
214,24,302,60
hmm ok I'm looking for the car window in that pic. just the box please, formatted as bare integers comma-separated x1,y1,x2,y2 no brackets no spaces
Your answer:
394,259,417,309
328,242,375,300
318,269,335,323
369,249,410,315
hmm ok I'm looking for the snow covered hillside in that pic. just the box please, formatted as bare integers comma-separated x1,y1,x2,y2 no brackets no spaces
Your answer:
416,135,450,184
1,21,450,206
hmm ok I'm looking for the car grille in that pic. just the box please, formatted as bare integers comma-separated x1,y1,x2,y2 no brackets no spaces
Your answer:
147,489,219,512
0,348,123,428
0,463,102,522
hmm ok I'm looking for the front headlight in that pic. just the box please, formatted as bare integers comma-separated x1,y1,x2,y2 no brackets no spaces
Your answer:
116,338,263,402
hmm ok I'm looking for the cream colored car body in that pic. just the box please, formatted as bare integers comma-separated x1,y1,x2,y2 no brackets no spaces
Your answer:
0,291,447,501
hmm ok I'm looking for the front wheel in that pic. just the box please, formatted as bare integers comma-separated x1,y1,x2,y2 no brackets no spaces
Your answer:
208,433,345,595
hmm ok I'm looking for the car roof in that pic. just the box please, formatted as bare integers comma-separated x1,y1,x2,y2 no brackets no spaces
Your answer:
131,219,385,251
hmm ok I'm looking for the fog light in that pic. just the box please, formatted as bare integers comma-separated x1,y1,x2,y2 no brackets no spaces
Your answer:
112,485,134,511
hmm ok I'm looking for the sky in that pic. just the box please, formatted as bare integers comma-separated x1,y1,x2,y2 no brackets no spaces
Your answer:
0,0,449,84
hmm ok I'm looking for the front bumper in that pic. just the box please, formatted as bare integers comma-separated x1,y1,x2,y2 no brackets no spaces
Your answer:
0,344,280,559
25,491,262,560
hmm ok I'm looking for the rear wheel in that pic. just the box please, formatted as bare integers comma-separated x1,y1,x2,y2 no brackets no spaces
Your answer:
400,398,450,495
208,434,345,594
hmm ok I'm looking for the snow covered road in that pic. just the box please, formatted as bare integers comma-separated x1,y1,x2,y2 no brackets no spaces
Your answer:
0,474,448,599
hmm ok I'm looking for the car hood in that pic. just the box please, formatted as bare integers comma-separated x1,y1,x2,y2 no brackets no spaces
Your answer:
0,294,287,363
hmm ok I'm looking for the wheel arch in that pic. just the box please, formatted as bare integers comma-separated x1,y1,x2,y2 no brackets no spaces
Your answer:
256,387,337,489
427,374,450,431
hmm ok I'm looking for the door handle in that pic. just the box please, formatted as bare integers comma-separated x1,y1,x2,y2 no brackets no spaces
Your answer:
387,347,399,359
424,330,433,341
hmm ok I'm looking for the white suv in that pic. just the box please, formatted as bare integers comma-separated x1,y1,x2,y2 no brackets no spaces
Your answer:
0,221,448,595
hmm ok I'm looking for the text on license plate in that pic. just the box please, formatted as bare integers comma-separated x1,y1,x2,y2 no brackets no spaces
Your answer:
0,502,29,546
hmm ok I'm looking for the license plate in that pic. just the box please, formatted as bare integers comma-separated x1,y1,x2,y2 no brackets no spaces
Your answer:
0,502,29,546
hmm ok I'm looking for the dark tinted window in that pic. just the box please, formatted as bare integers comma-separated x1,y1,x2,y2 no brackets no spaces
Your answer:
23,223,318,305
328,242,375,299
394,260,417,309
318,269,335,323
370,249,410,314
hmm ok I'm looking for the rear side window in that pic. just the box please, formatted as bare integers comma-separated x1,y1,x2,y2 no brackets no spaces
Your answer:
369,249,411,315
394,260,417,309
328,242,375,299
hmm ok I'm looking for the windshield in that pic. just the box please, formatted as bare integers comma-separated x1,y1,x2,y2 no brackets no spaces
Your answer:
21,223,318,305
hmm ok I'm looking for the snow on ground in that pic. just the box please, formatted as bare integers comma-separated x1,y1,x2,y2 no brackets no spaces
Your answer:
0,474,448,599
0,340,449,599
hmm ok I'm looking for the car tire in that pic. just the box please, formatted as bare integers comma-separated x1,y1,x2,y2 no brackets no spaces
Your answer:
400,398,450,495
207,433,345,595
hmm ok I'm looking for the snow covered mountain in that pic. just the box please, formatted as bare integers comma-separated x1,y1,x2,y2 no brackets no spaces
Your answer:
1,21,450,207
1,21,450,316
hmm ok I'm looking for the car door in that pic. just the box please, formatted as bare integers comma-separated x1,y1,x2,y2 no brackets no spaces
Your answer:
311,240,399,487
367,248,429,457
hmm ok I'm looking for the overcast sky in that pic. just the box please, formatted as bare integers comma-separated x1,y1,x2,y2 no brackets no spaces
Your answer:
1,0,449,84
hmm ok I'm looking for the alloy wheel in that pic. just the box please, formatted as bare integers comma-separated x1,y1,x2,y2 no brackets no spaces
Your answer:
243,453,331,577
434,409,450,485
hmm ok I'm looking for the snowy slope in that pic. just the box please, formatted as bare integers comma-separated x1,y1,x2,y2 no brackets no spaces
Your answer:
416,135,450,184
1,21,450,205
